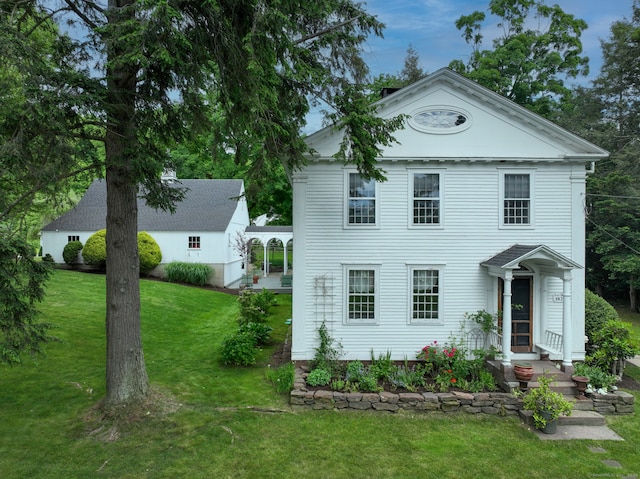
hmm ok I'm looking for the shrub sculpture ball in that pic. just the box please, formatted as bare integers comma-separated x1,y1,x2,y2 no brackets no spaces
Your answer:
81,229,162,272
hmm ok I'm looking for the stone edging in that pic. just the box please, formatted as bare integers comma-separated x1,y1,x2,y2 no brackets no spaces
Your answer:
290,369,635,414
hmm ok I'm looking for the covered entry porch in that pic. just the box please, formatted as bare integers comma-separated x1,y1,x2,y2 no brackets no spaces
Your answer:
481,244,582,371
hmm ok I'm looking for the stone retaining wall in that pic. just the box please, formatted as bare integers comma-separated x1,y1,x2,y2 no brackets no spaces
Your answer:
290,371,635,415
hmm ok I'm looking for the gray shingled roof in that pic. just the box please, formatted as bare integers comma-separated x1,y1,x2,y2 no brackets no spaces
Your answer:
245,226,293,233
42,179,244,232
481,245,542,268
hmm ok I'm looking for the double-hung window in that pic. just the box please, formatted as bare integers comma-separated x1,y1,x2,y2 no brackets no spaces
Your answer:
188,236,201,249
412,172,441,225
68,235,80,242
408,266,443,324
502,172,532,226
346,172,377,226
345,265,379,324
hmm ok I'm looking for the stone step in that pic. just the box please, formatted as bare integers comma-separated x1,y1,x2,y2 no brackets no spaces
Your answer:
519,409,606,427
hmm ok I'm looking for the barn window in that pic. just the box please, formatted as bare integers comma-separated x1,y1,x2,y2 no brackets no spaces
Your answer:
188,236,201,249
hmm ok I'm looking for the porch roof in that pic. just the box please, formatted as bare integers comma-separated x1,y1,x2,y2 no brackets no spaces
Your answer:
481,244,582,271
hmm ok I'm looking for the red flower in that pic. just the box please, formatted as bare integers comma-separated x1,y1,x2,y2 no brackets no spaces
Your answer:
450,378,457,383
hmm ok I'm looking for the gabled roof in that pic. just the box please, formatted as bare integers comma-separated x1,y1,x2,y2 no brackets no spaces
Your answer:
481,244,582,270
304,68,609,162
42,179,244,232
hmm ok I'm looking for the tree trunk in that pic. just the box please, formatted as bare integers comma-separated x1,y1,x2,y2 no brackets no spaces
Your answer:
630,275,637,312
104,0,148,405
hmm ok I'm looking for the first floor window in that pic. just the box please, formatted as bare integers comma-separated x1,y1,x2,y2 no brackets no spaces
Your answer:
347,268,377,323
411,268,440,322
188,236,201,249
68,235,80,242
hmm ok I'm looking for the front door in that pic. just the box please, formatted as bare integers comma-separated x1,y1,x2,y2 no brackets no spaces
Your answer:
499,277,533,353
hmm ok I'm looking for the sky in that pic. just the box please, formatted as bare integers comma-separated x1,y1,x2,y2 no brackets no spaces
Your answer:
304,0,635,132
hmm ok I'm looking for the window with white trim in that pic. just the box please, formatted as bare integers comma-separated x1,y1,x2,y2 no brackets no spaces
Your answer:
409,266,442,324
412,172,441,225
345,266,378,324
346,172,376,225
503,173,531,225
68,235,80,242
188,236,201,249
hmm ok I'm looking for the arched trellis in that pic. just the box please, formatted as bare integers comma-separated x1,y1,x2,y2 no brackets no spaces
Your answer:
244,226,293,276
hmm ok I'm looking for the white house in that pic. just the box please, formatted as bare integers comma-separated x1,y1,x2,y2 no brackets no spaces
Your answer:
40,177,250,287
290,68,608,371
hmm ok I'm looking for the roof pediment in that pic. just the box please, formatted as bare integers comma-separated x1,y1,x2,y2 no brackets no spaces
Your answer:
482,244,582,276
305,68,608,164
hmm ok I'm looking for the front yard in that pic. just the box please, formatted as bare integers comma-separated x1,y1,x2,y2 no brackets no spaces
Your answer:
1,270,639,478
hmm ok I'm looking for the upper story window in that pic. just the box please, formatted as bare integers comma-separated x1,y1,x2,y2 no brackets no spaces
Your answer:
188,236,201,249
412,172,441,225
68,235,80,242
346,172,377,226
503,173,531,225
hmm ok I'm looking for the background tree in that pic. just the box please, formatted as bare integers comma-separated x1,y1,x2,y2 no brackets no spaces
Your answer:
6,0,403,408
399,44,426,85
578,1,640,308
449,0,588,117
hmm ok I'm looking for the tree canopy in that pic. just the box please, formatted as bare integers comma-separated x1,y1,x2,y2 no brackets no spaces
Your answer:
0,0,404,406
449,0,589,116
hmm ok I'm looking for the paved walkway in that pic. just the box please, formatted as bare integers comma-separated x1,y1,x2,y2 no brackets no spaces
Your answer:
227,272,292,293
627,355,640,368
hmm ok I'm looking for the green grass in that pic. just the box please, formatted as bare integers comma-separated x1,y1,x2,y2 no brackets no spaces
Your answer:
1,270,639,478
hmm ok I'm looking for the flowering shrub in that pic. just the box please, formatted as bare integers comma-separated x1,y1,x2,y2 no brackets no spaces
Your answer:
416,340,496,392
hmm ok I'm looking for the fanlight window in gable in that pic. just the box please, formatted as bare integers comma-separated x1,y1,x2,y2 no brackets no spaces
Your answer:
409,107,471,134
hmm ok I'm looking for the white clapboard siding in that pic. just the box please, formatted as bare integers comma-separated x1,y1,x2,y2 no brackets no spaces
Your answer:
291,69,606,362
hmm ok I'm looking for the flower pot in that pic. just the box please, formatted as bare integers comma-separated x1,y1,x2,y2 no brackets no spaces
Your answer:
252,275,259,284
539,410,558,434
572,375,590,400
514,362,534,382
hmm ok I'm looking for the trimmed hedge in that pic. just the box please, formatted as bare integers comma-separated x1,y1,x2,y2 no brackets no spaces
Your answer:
82,229,106,267
585,289,619,347
138,231,162,272
62,241,83,265
81,229,162,272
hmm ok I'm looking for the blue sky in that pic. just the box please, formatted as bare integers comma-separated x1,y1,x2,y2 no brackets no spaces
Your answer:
305,0,634,132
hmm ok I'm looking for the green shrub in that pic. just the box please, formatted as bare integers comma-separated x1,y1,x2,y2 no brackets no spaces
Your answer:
42,253,54,263
306,368,331,387
585,290,619,348
239,322,273,346
309,321,344,375
587,320,639,376
164,262,213,286
220,332,257,366
237,289,277,325
369,349,395,381
62,241,83,265
138,231,162,272
82,229,107,267
573,362,617,390
266,362,295,393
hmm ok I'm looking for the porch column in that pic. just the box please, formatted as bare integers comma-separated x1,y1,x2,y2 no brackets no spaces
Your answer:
283,240,288,275
263,243,268,277
562,271,572,367
501,271,513,366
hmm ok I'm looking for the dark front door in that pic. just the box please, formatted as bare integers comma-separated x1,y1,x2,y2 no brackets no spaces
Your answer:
499,277,533,353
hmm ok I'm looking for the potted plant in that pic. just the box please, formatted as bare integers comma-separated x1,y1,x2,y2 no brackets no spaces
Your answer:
519,373,573,434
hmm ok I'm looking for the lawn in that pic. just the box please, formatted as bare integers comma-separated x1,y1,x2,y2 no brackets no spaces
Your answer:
1,270,639,478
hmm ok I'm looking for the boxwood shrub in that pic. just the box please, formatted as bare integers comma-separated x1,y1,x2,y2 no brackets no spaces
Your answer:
62,241,83,265
82,229,162,273
82,229,107,267
138,231,162,272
